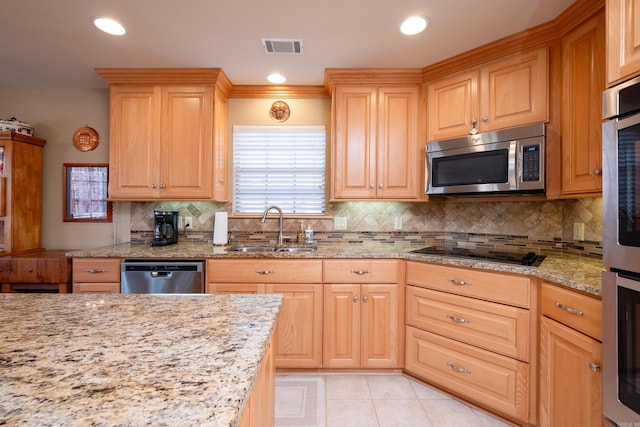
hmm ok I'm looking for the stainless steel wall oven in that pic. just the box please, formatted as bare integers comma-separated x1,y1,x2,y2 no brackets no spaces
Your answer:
603,74,640,426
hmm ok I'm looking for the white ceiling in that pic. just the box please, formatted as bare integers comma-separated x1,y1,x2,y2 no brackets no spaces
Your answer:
0,0,575,89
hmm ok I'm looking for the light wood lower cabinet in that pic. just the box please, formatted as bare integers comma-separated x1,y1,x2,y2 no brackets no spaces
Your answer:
322,259,402,368
323,283,399,368
239,334,275,427
406,326,529,420
404,261,533,424
538,282,602,426
72,258,122,293
206,259,323,368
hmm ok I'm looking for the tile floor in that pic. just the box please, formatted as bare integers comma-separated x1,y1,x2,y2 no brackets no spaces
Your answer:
274,374,514,427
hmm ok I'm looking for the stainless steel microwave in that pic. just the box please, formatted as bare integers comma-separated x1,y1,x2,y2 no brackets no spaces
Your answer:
426,123,546,196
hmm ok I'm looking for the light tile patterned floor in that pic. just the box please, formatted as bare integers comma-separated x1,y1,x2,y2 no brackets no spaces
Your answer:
275,374,514,427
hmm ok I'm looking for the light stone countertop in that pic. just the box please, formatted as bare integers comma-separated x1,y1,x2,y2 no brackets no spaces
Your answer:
0,293,283,427
67,241,604,297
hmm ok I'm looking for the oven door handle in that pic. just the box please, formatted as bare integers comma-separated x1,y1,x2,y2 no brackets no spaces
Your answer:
555,301,584,317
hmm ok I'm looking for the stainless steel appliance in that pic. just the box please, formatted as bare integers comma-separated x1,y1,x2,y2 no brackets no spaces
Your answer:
120,261,204,294
151,210,178,247
425,123,545,196
602,74,640,426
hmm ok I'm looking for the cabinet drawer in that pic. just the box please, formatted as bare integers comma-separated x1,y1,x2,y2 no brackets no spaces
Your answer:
406,326,529,421
406,261,530,308
73,258,122,283
541,282,602,341
207,259,322,283
406,286,530,361
73,282,120,294
0,257,71,283
323,259,398,283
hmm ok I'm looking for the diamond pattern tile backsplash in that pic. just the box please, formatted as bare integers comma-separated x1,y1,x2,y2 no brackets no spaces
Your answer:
127,198,602,256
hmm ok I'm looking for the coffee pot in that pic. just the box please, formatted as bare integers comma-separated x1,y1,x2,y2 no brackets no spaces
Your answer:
151,210,178,246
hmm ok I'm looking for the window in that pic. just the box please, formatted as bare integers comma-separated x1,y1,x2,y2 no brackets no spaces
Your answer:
233,126,326,215
63,164,112,222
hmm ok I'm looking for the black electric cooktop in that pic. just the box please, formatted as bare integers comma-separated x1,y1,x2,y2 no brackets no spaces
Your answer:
409,246,546,267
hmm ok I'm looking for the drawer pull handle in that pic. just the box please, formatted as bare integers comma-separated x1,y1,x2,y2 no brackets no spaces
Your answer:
555,302,584,317
447,361,471,374
447,314,471,324
448,278,472,286
255,270,275,275
350,269,371,275
589,362,601,372
85,269,107,274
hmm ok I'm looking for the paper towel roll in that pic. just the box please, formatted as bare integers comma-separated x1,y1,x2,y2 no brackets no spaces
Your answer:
213,212,228,245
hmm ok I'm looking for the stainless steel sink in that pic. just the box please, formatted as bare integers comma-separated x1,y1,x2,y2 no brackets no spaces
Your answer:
228,245,317,253
229,246,277,252
277,246,317,253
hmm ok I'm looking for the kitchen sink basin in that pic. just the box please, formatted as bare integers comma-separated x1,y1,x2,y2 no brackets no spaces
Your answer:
228,245,317,253
277,246,317,253
230,246,277,252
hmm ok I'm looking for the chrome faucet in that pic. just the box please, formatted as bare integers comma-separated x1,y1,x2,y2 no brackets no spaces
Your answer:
261,205,284,245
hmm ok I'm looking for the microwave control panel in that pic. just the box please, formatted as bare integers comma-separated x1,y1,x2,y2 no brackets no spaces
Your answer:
522,144,541,182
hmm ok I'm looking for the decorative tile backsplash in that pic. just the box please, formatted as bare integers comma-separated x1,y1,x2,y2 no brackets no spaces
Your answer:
128,197,603,257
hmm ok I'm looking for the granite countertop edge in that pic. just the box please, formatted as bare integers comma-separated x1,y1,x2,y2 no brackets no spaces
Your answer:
66,242,604,297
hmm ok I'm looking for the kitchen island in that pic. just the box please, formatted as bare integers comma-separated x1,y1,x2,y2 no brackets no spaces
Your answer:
0,293,282,426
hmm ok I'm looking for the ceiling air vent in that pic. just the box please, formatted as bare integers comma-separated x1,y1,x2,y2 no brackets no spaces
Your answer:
262,38,303,54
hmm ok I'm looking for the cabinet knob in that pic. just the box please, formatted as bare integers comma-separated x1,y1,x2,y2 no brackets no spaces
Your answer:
378,184,384,189
353,296,359,303
482,115,489,122
362,296,369,302
369,184,375,189
27,267,33,273
589,362,601,372
160,183,166,189
151,183,157,189
593,168,602,176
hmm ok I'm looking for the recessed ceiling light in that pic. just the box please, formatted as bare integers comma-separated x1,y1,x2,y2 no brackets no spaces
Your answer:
400,15,428,35
91,17,126,36
267,73,287,84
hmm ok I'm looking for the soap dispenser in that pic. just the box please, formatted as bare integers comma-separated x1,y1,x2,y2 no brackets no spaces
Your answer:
297,222,306,243
305,224,314,244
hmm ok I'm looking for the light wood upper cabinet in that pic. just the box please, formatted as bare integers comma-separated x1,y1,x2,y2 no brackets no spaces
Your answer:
331,83,421,200
97,68,230,201
607,0,640,85
427,48,548,141
561,10,606,196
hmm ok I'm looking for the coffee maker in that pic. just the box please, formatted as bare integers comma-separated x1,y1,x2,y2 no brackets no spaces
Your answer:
151,210,179,246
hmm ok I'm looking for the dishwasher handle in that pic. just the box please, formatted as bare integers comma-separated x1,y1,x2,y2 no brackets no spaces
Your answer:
150,271,173,278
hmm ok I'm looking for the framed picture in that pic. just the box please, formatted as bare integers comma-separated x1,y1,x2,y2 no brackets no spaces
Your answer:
63,163,112,222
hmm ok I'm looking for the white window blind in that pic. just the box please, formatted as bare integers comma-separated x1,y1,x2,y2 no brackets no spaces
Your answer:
233,125,326,215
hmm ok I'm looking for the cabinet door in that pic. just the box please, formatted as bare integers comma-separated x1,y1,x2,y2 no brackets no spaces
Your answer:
377,86,420,199
108,85,161,199
607,0,640,84
160,85,214,199
332,86,377,199
361,284,398,368
539,316,602,427
427,70,478,141
562,11,605,195
323,284,360,368
479,48,548,132
266,283,323,368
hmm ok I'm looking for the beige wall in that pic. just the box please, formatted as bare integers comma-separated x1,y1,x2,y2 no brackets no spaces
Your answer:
0,87,115,250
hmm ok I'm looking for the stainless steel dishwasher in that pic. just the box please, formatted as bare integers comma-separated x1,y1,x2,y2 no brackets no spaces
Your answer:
120,261,204,294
